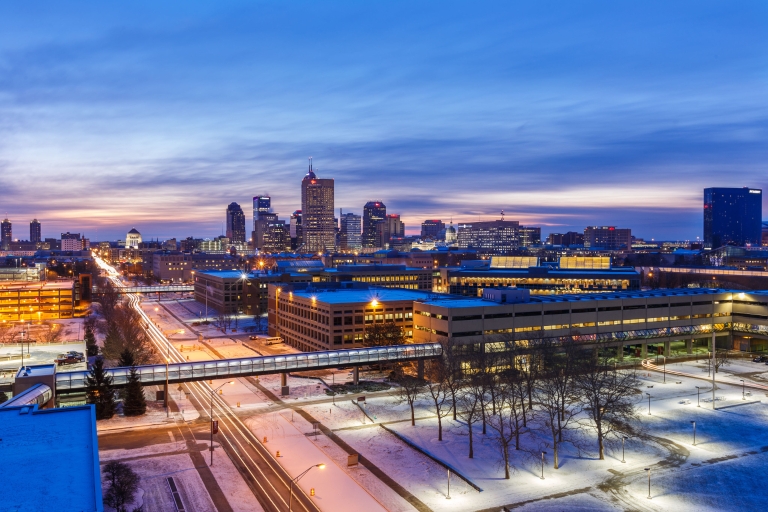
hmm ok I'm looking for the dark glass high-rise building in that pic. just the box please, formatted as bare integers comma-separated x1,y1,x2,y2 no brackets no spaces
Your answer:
1,218,11,250
339,212,362,250
704,187,763,248
421,219,445,240
226,202,246,243
253,195,271,232
362,201,386,248
301,159,335,252
30,219,41,243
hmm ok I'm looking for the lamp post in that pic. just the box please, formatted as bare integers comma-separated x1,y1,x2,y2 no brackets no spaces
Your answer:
289,463,325,511
644,467,652,499
661,355,666,384
740,379,745,400
209,381,234,466
621,436,627,463
695,386,701,407
540,451,547,479
690,420,696,446
646,392,651,416
446,469,451,499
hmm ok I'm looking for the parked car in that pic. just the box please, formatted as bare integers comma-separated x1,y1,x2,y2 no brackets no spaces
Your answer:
55,353,84,366
754,355,768,362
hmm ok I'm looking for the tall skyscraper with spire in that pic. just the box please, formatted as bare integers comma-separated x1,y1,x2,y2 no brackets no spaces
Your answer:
301,158,335,252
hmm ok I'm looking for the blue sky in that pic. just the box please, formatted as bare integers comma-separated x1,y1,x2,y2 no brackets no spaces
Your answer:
0,1,765,241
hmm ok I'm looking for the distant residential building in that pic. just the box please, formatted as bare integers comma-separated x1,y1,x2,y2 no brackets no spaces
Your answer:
547,231,584,246
61,232,86,252
30,219,41,243
583,226,632,250
301,160,335,252
704,187,762,248
362,201,386,248
126,228,142,248
1,218,11,250
226,202,246,243
421,220,445,239
163,238,177,251
519,226,541,247
339,212,362,250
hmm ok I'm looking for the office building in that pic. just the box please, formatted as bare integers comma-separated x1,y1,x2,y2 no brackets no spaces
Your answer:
421,220,445,240
253,195,271,229
375,214,405,248
290,210,303,250
226,202,246,243
547,231,584,246
519,226,541,247
301,160,335,252
253,212,279,250
1,218,11,250
126,228,142,249
339,212,362,250
30,219,41,243
262,220,291,253
704,187,763,248
269,282,426,352
457,219,536,254
583,226,632,250
362,201,387,248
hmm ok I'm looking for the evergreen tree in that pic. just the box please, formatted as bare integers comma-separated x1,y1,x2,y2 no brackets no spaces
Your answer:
0,391,8,404
84,324,99,357
122,366,147,417
86,357,115,420
117,348,135,368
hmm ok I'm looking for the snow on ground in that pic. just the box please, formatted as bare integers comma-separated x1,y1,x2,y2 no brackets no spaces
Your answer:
244,411,389,512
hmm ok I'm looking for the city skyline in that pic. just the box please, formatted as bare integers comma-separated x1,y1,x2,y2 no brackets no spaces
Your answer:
1,1,766,240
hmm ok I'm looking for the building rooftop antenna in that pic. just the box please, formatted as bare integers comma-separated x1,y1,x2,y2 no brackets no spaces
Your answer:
501,209,505,221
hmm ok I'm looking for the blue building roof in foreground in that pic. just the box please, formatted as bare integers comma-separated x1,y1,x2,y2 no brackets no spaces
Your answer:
0,404,102,512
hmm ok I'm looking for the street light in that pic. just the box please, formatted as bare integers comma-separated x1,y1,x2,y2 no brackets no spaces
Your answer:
621,436,628,463
646,392,652,416
540,451,546,479
644,468,652,499
289,463,325,511
661,355,666,384
690,420,696,446
695,386,701,407
740,379,745,400
210,381,235,466
446,469,451,499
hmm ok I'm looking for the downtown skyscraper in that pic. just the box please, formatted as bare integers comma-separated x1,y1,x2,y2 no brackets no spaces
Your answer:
301,159,335,252
704,187,763,248
226,202,246,243
362,201,386,248
339,211,362,250
30,219,41,243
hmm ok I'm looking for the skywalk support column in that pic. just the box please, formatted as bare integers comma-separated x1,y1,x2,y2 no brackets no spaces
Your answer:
417,359,424,380
353,366,360,385
641,343,647,359
686,339,693,354
281,372,289,396
616,343,624,361
663,341,671,357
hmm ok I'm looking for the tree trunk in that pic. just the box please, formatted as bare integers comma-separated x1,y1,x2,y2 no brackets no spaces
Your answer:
503,443,510,479
597,421,604,460
553,437,559,469
481,403,487,434
557,408,563,443
468,420,474,458
437,411,443,441
452,391,457,420
410,401,415,426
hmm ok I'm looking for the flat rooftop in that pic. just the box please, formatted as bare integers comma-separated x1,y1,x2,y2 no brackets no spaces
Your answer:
0,280,74,291
16,364,56,379
0,404,102,512
289,287,436,304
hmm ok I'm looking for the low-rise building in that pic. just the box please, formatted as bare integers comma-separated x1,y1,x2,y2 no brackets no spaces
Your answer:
0,280,76,321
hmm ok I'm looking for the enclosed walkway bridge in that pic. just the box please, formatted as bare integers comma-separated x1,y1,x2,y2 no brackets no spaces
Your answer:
92,284,194,295
53,342,442,394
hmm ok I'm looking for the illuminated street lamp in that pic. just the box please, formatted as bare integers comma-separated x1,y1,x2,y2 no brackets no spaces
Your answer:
289,463,325,511
644,468,652,499
646,392,652,415
621,436,628,463
540,451,547,479
695,385,701,407
740,379,745,400
690,420,696,446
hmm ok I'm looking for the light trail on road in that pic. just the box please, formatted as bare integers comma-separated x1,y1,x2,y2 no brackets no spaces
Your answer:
95,256,320,512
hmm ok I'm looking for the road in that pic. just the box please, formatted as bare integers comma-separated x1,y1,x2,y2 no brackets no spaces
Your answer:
95,257,320,512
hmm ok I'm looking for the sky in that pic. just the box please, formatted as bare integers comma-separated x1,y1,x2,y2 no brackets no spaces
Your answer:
0,1,766,242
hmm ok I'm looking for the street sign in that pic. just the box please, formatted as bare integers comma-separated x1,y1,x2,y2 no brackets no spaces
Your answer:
211,420,219,434
358,396,365,402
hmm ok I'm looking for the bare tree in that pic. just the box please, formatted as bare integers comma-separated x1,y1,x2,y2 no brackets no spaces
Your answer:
364,321,405,347
702,349,731,374
441,338,464,421
39,322,63,343
424,358,450,441
576,354,643,460
101,302,154,365
392,362,425,426
535,339,583,469
457,377,481,458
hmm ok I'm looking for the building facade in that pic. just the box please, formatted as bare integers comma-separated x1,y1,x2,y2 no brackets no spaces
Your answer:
126,228,142,249
30,219,41,243
226,202,246,243
704,187,763,248
362,201,386,248
457,220,525,254
375,214,404,248
268,282,424,352
1,218,11,250
421,219,445,240
339,212,362,250
583,226,632,250
301,161,335,252
0,280,75,321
